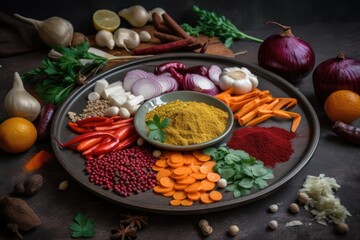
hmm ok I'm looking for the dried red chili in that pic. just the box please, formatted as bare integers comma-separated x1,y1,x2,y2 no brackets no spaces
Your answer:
227,126,296,167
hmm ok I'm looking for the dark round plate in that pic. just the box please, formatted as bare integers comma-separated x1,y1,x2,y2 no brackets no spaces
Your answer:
51,53,320,215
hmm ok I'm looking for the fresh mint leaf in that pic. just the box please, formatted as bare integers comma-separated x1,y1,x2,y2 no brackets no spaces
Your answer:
210,146,274,198
239,178,254,189
68,212,96,238
254,178,268,189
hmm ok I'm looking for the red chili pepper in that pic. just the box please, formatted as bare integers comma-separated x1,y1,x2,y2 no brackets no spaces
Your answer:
114,125,136,141
81,136,113,155
76,137,104,152
76,116,109,126
91,138,120,155
170,67,184,85
59,132,116,148
154,61,187,75
113,134,139,151
67,122,93,134
94,122,132,132
112,117,134,125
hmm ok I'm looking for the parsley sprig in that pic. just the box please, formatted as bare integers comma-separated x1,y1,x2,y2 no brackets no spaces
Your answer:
204,145,274,198
146,114,171,143
68,212,96,238
22,41,108,104
181,5,263,48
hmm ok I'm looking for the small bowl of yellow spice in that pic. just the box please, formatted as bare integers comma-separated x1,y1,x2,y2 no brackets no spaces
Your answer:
134,91,234,151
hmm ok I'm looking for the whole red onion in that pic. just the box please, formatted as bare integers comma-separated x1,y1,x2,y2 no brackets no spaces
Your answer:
258,21,315,83
313,53,360,102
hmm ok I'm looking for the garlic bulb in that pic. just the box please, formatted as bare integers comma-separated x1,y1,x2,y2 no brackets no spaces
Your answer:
95,30,115,50
14,13,74,47
118,5,148,27
4,72,41,121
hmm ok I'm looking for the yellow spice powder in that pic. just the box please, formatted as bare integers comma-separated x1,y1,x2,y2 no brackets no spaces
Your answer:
146,100,229,145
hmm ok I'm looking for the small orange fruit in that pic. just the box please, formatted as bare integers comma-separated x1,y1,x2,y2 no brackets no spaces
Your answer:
0,117,37,153
324,90,360,124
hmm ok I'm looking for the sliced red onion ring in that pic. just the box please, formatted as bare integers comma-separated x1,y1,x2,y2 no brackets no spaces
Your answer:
131,78,163,100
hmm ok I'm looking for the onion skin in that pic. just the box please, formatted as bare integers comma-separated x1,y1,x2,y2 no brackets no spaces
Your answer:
332,120,360,145
258,22,315,83
312,53,360,103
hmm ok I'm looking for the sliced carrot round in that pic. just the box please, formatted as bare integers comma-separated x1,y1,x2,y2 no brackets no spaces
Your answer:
173,183,188,190
167,160,183,168
173,166,192,176
184,182,202,193
190,172,207,180
162,189,175,197
170,152,184,164
209,190,223,201
156,169,171,181
173,191,187,200
159,176,175,188
182,154,196,165
181,199,194,206
200,193,214,204
153,185,173,193
152,165,164,172
207,172,221,182
192,150,211,161
187,191,201,201
155,159,168,168
190,164,200,173
170,199,182,206
200,179,215,191
177,176,196,185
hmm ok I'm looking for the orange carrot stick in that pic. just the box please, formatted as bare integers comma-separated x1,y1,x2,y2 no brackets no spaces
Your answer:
24,150,52,172
291,116,302,132
234,98,260,119
245,113,274,126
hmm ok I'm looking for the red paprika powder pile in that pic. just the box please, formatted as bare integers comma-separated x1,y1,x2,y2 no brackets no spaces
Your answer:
227,126,297,167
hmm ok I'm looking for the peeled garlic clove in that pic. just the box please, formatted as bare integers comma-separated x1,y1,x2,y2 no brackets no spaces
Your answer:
95,30,115,50
118,5,148,27
114,28,140,50
14,14,73,47
139,31,151,42
4,72,41,121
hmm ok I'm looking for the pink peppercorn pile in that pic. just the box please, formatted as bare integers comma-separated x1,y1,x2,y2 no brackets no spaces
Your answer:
85,146,157,197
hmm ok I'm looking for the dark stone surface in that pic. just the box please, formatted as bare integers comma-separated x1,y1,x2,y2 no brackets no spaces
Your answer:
1,2,360,240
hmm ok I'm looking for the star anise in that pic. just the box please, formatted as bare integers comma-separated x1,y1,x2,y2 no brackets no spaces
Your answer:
110,223,137,240
119,213,149,229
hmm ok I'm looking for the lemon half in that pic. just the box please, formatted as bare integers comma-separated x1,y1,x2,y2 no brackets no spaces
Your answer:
93,9,120,32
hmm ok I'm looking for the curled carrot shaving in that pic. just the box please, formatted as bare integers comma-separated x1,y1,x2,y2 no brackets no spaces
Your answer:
24,150,52,172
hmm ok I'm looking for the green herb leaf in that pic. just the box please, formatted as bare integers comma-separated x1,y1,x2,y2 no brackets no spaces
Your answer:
21,41,107,105
181,5,263,48
210,146,274,198
68,212,96,238
239,177,254,189
146,114,171,143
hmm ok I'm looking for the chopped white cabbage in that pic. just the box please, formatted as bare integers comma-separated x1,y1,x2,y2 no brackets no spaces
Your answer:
298,174,351,225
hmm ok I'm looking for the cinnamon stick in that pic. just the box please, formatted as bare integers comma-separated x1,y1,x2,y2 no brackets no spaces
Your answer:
152,12,173,34
162,12,191,39
154,31,182,43
130,38,195,55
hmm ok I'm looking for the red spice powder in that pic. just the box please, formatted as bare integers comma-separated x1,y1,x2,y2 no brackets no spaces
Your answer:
227,126,297,168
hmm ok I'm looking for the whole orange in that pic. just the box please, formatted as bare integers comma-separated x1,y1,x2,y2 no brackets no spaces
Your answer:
0,117,37,153
324,90,360,124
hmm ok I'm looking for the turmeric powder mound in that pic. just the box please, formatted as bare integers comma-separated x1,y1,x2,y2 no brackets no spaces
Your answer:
146,100,229,145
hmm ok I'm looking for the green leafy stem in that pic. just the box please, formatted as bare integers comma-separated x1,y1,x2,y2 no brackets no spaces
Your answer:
181,5,263,48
